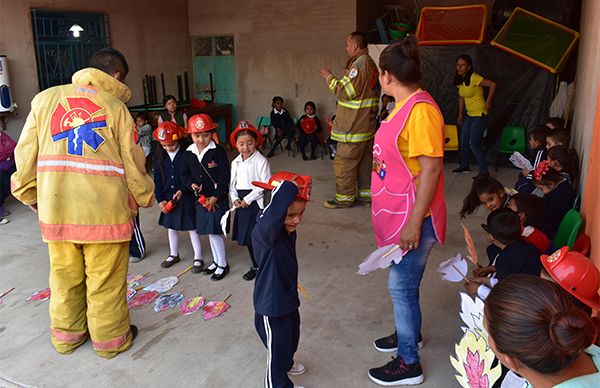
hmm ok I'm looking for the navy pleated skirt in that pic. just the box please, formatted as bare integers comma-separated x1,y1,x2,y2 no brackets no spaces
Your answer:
232,189,260,247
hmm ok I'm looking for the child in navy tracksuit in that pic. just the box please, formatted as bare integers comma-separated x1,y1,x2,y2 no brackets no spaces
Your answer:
252,173,311,388
181,114,231,280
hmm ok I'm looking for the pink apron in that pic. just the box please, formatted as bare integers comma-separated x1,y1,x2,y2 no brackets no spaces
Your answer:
371,90,447,247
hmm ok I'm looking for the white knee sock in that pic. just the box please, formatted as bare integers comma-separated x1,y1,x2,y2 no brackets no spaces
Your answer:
188,231,203,261
208,234,227,270
168,229,179,257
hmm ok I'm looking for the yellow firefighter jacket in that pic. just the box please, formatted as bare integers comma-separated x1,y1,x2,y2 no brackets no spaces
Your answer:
11,68,154,243
326,50,379,143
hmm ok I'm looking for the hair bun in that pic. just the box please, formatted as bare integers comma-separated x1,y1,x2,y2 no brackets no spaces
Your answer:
549,310,594,353
399,36,419,60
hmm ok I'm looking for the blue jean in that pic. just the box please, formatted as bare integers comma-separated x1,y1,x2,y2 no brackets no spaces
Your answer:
459,114,488,173
388,217,437,364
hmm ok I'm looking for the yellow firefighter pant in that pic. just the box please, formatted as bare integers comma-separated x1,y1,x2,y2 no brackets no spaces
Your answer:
48,241,132,359
333,139,373,204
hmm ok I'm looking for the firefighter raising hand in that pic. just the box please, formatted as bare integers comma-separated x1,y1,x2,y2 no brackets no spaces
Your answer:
319,68,333,80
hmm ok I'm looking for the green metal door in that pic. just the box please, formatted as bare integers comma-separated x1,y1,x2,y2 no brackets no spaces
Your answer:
193,36,237,139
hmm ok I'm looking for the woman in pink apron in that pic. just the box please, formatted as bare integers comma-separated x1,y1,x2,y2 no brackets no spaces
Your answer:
368,37,447,386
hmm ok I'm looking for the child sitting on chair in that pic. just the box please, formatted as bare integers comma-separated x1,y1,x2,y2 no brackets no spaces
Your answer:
267,96,296,158
515,126,548,193
297,101,322,160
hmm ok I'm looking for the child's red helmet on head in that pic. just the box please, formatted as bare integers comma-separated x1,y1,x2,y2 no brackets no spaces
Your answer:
153,121,184,142
187,113,218,133
252,171,312,201
230,120,264,148
541,247,600,311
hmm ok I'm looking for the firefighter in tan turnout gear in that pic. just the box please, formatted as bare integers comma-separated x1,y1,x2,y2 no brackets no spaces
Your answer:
320,31,379,209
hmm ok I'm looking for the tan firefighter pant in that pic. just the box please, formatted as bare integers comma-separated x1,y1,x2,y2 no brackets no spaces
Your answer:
333,139,373,204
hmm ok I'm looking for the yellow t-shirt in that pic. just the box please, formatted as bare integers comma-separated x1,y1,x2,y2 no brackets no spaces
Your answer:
457,72,486,117
386,93,444,177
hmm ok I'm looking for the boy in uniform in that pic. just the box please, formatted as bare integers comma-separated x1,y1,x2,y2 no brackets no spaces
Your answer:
252,172,311,388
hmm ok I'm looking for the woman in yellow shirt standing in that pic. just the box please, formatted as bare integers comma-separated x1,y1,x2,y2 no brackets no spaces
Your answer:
453,54,496,177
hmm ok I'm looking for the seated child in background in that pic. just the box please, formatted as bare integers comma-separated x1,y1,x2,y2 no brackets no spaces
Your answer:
251,172,312,388
515,126,548,193
377,94,395,125
547,144,579,185
158,95,188,128
534,161,577,240
546,129,570,149
267,96,296,158
460,176,512,218
465,208,542,300
544,117,565,130
297,101,322,160
135,113,153,157
507,193,555,254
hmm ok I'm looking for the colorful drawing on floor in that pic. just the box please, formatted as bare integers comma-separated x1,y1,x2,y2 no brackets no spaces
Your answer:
128,290,159,309
181,295,206,315
27,288,51,301
143,276,179,293
201,294,232,320
127,287,136,301
154,293,185,313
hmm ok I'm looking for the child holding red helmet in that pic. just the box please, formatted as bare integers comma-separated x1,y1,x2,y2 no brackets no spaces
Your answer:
252,171,311,388
297,101,322,160
229,120,271,281
182,114,231,280
152,121,201,269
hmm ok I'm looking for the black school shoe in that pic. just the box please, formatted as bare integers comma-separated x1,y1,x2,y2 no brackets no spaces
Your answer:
242,267,257,281
130,325,138,341
211,265,230,281
368,357,424,386
374,332,424,353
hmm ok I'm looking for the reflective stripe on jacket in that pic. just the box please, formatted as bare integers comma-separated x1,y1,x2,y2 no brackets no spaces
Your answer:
326,51,379,143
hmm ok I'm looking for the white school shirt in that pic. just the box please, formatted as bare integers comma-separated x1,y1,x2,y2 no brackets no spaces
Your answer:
229,151,271,208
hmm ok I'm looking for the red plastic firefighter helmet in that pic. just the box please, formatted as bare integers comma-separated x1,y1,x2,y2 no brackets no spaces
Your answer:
230,120,264,148
252,171,312,201
187,113,218,133
153,121,184,143
190,98,206,109
299,117,317,134
541,246,600,311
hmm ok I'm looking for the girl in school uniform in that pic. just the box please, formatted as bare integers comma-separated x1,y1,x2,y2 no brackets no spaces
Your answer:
152,121,201,268
229,120,271,280
182,114,231,280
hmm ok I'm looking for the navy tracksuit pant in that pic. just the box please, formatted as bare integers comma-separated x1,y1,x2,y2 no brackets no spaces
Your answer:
255,310,300,388
129,214,146,259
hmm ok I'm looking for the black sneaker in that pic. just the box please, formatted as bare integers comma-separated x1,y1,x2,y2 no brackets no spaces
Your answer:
452,167,470,173
368,357,424,386
374,332,424,353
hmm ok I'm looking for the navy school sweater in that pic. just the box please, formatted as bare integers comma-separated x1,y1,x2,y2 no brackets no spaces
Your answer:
252,181,300,317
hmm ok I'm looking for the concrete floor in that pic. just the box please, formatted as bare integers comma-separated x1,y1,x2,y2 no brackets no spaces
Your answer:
0,152,516,388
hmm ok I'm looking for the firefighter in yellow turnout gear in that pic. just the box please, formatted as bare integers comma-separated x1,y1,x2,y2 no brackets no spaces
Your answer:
320,31,379,208
11,49,154,358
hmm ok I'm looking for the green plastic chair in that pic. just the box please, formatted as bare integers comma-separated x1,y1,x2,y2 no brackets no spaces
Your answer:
499,126,526,154
553,209,582,249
